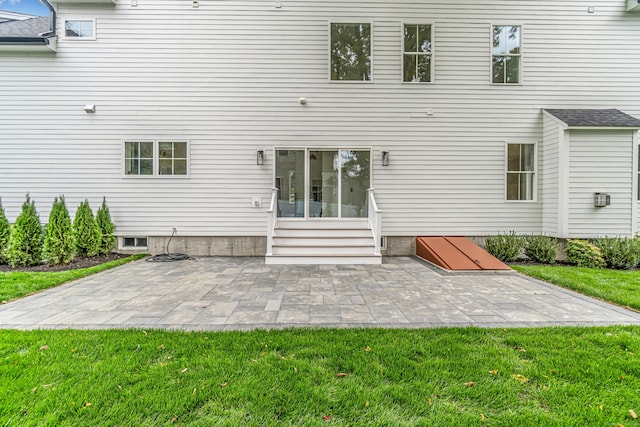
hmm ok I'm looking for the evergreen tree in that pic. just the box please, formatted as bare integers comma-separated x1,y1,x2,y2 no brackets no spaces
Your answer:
0,199,11,264
43,196,76,265
95,197,116,255
5,194,43,267
73,200,101,257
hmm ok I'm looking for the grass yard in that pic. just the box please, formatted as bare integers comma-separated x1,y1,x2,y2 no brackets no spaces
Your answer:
1,327,640,426
0,254,147,303
512,265,640,312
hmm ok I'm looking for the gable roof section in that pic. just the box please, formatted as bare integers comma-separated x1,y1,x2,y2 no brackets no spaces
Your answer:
543,109,640,129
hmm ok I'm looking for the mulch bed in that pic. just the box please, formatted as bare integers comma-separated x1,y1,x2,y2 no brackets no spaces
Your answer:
0,253,132,273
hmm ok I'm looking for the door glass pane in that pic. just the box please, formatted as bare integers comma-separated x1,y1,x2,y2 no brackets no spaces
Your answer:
275,150,305,217
309,150,338,218
341,150,370,218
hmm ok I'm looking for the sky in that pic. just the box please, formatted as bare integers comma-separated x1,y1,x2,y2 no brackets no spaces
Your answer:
0,0,50,16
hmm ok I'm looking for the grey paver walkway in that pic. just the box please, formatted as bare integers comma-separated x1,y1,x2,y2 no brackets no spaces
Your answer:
1,256,640,330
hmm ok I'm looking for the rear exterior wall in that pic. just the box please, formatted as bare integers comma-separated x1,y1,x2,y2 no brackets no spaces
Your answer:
1,0,639,244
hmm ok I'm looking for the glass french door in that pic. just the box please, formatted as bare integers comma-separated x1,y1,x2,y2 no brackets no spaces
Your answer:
275,149,370,219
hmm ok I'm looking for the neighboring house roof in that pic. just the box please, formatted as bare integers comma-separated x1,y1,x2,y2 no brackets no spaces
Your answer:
0,16,50,38
544,108,640,128
0,11,38,21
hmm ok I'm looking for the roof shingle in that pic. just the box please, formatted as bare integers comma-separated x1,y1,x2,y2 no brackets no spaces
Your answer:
544,109,640,128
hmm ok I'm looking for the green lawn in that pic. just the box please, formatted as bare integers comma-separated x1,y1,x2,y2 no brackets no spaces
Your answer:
1,327,639,426
512,265,640,312
0,255,147,303
2,261,640,425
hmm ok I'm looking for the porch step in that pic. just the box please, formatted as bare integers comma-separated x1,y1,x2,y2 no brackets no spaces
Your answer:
266,220,381,265
266,255,382,265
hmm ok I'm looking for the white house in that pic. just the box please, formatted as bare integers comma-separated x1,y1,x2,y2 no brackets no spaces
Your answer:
1,0,640,264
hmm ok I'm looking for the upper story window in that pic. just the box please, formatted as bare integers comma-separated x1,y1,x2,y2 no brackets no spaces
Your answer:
403,24,432,83
64,19,95,39
330,23,371,81
506,143,535,201
492,25,521,84
124,141,189,177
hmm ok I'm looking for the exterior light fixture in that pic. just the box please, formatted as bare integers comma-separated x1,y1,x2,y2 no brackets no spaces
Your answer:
84,104,96,113
257,150,265,165
299,97,307,105
381,150,390,166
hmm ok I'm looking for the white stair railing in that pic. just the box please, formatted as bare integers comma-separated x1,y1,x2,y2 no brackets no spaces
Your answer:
367,188,382,256
266,188,278,256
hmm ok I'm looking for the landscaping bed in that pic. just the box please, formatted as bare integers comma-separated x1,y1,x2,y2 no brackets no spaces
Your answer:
0,253,132,273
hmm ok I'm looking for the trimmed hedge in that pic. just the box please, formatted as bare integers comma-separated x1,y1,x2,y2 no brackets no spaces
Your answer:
43,196,76,266
5,195,43,267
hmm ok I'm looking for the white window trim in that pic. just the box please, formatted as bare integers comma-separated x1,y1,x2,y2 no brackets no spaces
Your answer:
490,23,522,85
122,139,190,178
328,21,374,83
400,21,434,84
63,18,97,41
504,141,537,202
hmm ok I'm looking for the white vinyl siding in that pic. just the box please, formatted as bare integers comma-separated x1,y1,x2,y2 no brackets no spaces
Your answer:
568,130,634,237
1,1,639,239
540,115,561,236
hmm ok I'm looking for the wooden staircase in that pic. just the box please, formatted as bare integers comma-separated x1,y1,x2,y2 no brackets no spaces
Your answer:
265,219,382,265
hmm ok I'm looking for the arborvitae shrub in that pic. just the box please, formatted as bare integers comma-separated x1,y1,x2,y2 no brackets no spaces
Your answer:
5,195,43,267
524,235,557,264
565,239,606,268
593,237,640,270
0,199,11,264
43,196,76,265
95,197,116,255
484,231,525,262
73,200,101,257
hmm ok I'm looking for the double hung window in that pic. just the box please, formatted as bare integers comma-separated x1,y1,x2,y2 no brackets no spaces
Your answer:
492,25,521,84
403,24,432,83
506,143,535,201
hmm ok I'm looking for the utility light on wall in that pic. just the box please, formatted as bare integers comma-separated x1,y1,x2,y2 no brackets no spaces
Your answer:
381,150,390,166
84,104,96,113
257,150,265,165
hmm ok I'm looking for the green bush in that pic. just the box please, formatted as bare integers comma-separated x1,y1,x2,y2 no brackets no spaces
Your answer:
565,239,606,268
593,236,640,270
0,198,10,264
5,195,43,267
484,231,525,262
43,196,76,266
524,235,557,264
95,197,116,256
73,200,101,257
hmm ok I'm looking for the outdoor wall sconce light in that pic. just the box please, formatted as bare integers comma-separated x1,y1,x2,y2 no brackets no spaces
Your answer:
257,150,265,165
84,104,96,113
381,150,390,166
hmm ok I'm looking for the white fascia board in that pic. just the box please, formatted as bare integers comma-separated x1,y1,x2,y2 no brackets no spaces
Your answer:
49,0,115,4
